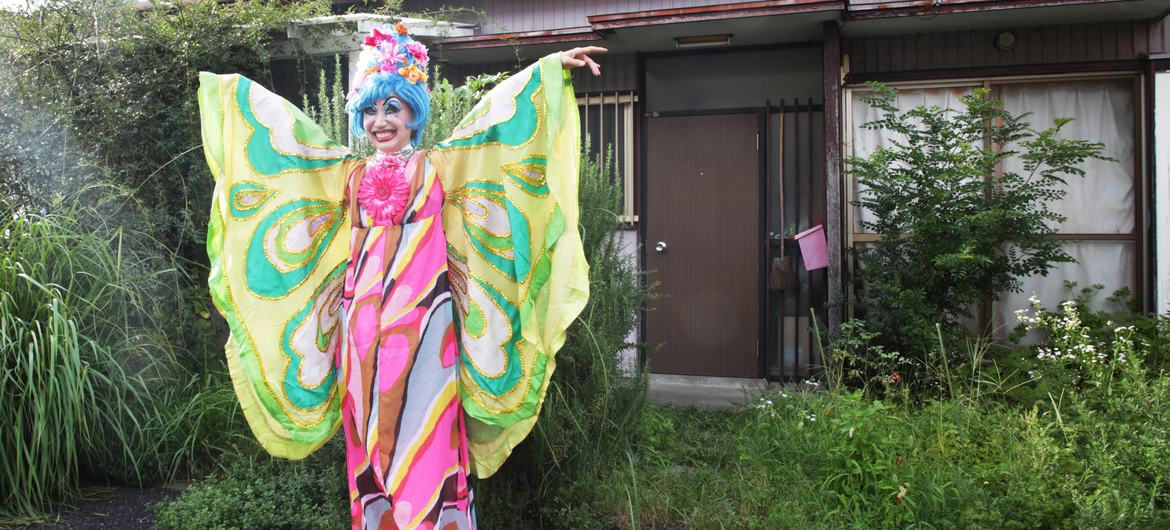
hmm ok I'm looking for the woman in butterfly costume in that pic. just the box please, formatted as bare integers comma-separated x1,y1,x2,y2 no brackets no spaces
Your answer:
198,21,603,529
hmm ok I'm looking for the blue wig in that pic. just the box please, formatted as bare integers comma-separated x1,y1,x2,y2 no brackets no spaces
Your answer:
345,26,431,147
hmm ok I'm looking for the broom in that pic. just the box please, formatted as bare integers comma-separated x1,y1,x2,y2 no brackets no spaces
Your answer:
769,111,798,291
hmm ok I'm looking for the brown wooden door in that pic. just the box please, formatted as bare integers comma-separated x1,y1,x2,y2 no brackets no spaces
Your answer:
645,113,761,378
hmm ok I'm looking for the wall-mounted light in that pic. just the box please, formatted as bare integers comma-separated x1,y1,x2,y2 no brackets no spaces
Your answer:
994,31,1017,52
674,34,732,49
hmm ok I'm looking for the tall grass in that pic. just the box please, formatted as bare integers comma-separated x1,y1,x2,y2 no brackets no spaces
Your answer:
0,194,249,518
0,291,92,516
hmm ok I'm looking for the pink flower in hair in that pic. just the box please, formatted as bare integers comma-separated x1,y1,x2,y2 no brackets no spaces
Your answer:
405,41,429,67
378,40,406,72
358,154,410,225
364,27,394,48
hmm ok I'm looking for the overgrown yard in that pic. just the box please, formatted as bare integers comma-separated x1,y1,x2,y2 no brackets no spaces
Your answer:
3,1,1169,529
622,373,1170,529
153,341,1170,529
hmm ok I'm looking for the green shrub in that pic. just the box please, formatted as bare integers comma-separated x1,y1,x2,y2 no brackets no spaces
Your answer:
1011,282,1170,373
153,438,349,530
0,0,329,260
0,1,334,518
849,84,1109,385
612,291,1170,528
0,292,91,517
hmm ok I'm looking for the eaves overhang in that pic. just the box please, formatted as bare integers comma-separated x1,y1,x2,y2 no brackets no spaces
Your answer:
433,0,844,53
842,0,1170,37
428,0,1170,65
845,0,1170,20
588,0,845,30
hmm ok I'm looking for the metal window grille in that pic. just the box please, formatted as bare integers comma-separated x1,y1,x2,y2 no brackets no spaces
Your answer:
578,92,638,222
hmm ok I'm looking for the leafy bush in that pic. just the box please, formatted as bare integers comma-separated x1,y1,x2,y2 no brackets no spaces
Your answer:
153,438,349,530
1012,282,1170,374
850,84,1108,382
0,1,334,518
608,293,1170,528
0,0,329,259
819,317,914,394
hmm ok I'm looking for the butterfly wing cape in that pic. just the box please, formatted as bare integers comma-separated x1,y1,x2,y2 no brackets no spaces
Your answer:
429,53,589,478
197,52,588,474
199,72,359,459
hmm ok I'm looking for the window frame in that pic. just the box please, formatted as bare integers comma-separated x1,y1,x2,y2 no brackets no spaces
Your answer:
577,91,639,224
842,71,1146,331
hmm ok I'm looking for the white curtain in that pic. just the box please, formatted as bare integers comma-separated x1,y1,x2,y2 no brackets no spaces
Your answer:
1154,72,1170,314
994,241,1136,336
999,79,1136,234
996,79,1137,332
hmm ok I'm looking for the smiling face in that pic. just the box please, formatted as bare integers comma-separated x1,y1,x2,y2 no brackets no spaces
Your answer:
362,96,415,154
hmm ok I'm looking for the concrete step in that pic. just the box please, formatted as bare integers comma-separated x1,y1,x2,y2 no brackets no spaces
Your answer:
647,373,769,411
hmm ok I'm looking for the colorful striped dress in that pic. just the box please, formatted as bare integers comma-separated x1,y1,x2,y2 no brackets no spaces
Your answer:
341,152,474,528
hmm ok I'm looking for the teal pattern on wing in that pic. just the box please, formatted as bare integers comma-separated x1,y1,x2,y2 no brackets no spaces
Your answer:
246,199,344,299
237,77,348,176
502,156,550,197
459,278,523,396
460,181,531,283
280,262,345,409
229,181,276,219
437,65,543,149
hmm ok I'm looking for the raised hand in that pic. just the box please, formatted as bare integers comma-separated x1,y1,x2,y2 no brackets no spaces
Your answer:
560,46,608,76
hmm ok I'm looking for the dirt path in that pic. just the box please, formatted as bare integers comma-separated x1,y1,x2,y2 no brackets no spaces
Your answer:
11,487,179,530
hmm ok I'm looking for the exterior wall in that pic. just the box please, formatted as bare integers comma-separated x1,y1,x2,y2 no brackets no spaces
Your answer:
1156,70,1170,314
404,0,771,34
845,18,1170,76
440,53,638,93
646,47,823,111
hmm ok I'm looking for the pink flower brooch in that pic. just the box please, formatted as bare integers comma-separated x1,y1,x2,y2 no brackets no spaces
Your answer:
358,153,410,225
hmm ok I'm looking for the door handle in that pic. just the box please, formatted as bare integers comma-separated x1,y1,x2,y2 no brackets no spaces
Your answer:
655,241,667,253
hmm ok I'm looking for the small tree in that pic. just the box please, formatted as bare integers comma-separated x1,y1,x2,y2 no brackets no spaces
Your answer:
850,84,1108,376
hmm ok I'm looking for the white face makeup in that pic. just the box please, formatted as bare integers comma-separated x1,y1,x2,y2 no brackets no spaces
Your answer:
362,96,415,154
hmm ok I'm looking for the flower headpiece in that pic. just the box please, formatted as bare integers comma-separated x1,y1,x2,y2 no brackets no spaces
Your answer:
347,22,429,104
345,22,432,148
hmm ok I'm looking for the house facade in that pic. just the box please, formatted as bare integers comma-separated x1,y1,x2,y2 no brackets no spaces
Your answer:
291,1,1170,382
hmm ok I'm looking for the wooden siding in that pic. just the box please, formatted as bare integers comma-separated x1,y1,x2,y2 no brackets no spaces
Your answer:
845,0,1151,19
404,0,820,35
845,18,1170,76
440,53,638,93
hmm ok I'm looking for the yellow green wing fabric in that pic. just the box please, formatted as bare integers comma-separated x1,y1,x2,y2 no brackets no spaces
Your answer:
198,72,359,459
428,54,590,478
